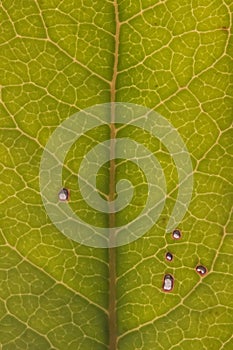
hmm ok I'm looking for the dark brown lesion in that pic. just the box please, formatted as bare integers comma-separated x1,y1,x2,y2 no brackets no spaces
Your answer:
221,26,229,31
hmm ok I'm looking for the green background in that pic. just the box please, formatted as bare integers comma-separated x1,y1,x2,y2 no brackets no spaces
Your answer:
0,0,232,349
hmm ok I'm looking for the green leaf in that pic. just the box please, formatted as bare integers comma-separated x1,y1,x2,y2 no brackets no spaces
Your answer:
0,0,232,349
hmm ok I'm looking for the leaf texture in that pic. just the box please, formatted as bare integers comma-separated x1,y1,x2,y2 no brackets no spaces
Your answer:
0,0,232,349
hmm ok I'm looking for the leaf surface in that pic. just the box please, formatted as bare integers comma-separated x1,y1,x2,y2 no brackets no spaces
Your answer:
0,1,232,349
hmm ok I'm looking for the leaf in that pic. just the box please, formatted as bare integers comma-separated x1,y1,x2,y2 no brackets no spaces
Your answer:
0,0,232,349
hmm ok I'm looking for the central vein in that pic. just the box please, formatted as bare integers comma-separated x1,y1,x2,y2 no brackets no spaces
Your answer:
108,0,120,349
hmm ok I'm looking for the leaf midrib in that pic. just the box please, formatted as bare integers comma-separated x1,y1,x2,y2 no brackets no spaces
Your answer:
108,0,120,349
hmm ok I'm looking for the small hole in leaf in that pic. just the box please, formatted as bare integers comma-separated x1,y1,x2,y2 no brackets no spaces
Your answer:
162,274,174,292
165,252,173,261
196,265,207,276
58,188,69,201
172,229,181,239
